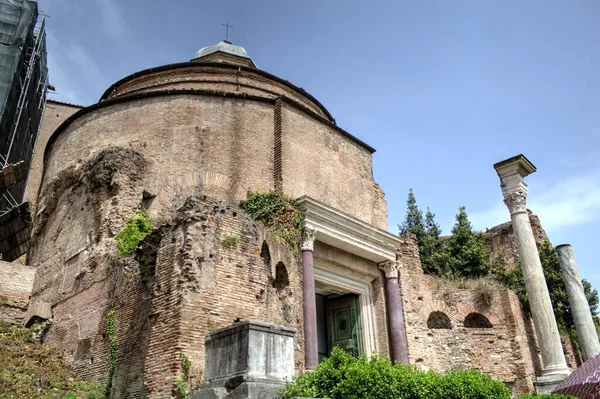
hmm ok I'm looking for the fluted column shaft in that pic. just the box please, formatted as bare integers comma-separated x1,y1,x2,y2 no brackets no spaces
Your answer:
494,155,569,381
556,244,600,360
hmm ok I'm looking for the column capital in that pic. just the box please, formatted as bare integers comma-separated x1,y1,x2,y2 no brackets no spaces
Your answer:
503,191,528,215
301,227,315,251
494,154,536,216
379,260,402,279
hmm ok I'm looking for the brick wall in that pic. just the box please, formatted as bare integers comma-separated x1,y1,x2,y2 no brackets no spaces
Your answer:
0,260,35,324
24,100,81,210
398,234,536,396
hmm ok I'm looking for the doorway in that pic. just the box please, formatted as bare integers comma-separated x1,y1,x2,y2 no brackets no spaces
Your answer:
316,292,362,362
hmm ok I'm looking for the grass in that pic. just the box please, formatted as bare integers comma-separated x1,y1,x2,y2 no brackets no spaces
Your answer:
0,322,103,399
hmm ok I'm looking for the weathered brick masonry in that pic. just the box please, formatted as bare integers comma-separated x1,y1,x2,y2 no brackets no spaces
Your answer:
0,260,35,324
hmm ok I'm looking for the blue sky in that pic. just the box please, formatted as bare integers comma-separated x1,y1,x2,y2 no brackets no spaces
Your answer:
39,0,600,291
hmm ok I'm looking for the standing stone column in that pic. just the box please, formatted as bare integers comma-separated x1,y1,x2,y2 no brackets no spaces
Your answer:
494,155,570,390
556,244,600,360
301,227,318,370
379,260,409,364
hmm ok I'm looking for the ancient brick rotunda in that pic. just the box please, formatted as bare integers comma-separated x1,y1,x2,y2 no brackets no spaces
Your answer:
13,41,563,397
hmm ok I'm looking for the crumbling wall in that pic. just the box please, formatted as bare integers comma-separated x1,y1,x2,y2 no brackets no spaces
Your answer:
24,100,81,209
486,212,548,269
399,234,536,396
0,260,35,324
28,142,301,397
485,214,583,369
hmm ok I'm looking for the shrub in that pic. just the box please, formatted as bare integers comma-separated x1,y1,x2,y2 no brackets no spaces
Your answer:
114,209,152,255
239,191,304,247
221,235,240,249
279,347,510,399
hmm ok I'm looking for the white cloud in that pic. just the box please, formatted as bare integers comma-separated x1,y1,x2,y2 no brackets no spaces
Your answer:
45,32,103,105
95,0,126,39
470,169,600,234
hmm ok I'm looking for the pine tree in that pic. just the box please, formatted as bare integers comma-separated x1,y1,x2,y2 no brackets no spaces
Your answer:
399,189,425,241
420,208,449,275
445,206,491,278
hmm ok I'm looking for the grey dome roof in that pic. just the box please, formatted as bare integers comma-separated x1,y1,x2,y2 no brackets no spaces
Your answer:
195,41,251,60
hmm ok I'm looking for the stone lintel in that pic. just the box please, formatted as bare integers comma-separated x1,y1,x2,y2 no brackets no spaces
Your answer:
296,195,401,263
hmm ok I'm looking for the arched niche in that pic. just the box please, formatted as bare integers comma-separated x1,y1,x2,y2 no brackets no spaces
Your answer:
464,312,493,328
427,311,452,329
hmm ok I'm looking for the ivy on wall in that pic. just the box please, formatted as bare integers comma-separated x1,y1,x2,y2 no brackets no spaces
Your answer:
239,191,304,247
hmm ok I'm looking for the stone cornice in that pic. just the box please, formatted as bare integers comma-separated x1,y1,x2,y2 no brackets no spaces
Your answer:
296,196,401,262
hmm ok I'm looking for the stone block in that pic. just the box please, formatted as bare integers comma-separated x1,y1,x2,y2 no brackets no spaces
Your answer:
197,320,295,399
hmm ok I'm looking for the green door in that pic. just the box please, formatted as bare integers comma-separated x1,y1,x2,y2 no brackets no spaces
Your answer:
326,294,362,357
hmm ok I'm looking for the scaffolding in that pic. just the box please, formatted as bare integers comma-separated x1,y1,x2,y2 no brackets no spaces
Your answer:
0,0,47,260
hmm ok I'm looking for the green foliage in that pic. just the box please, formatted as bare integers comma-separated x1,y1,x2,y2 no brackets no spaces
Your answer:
398,191,490,279
493,239,600,340
239,191,304,247
174,352,193,399
221,235,240,249
0,322,103,398
519,394,577,399
399,189,425,241
444,206,491,278
105,309,117,399
280,347,511,399
420,207,449,276
114,209,152,255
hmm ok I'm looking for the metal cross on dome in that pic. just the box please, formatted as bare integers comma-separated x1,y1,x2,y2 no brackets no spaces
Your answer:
222,21,233,40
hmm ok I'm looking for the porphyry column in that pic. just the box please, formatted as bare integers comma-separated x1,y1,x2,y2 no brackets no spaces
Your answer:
494,155,570,385
301,227,318,370
556,244,600,360
379,260,409,364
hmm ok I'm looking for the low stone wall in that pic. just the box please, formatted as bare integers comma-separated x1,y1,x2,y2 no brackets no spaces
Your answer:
0,261,35,324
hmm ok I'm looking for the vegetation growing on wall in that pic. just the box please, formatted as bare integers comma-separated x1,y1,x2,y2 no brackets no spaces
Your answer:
0,322,103,398
239,191,304,247
220,235,240,249
174,352,202,399
114,209,152,255
280,347,512,399
105,309,117,398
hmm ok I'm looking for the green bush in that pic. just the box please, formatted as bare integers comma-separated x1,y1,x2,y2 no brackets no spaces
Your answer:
519,394,577,399
239,191,304,247
114,209,152,255
280,347,511,399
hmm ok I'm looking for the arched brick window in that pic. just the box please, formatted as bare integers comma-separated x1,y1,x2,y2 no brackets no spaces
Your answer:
427,311,452,329
464,312,493,328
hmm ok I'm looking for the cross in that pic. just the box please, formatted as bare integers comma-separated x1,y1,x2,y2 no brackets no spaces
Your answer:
222,21,233,40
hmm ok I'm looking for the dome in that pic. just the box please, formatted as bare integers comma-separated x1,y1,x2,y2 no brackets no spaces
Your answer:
194,40,254,64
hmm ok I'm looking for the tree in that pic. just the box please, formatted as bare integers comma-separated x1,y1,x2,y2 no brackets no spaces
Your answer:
399,189,425,241
494,239,600,339
445,206,491,278
420,208,449,276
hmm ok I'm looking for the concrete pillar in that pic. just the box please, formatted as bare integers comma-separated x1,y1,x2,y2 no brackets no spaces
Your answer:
301,227,318,370
556,244,600,360
494,155,569,392
379,260,409,364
